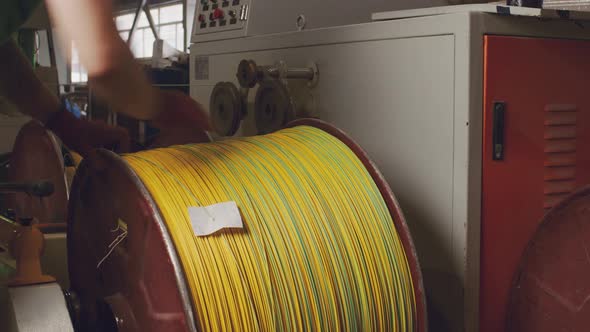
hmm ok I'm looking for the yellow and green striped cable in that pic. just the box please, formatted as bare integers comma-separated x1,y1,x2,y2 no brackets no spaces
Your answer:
125,125,416,331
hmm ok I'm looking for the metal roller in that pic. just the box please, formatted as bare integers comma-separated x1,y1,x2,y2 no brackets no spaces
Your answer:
254,80,295,134
66,119,427,331
209,82,245,137
236,59,318,89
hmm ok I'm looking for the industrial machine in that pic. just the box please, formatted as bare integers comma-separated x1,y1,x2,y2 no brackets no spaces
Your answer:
4,2,590,331
190,4,590,331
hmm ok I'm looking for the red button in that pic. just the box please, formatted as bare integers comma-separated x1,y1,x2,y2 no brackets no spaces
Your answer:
198,14,206,22
213,8,224,19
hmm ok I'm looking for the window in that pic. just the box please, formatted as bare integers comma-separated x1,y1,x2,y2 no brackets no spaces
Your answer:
70,2,184,83
70,42,88,84
116,2,184,58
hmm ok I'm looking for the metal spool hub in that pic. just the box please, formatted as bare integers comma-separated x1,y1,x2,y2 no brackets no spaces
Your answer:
235,59,319,135
209,82,244,137
8,121,69,225
254,80,295,134
67,119,426,331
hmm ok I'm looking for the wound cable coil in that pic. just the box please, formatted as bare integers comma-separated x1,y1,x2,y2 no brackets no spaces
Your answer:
124,125,417,331
65,151,83,188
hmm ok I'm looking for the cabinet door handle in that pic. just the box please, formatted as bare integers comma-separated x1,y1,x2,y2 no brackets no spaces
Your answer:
493,101,506,161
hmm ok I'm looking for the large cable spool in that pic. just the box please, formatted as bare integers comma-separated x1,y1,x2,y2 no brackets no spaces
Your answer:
8,120,73,226
67,119,426,331
507,186,590,331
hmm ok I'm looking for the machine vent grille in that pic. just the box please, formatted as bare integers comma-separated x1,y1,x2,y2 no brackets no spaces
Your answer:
544,104,577,210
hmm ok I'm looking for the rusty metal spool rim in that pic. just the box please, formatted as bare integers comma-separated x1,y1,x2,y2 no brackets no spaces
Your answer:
67,149,198,332
66,129,216,330
49,133,70,197
115,151,197,332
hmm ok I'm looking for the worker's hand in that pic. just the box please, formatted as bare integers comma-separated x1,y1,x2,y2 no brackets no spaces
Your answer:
45,109,130,158
148,90,211,148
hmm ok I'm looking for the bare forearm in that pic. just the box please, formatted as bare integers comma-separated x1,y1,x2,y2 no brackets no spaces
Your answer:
0,40,59,123
88,39,161,121
44,0,119,76
45,0,160,120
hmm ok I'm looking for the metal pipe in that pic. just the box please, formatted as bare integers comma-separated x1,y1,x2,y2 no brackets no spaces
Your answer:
237,59,318,88
265,66,315,81
127,0,148,45
143,4,160,40
284,68,315,80
264,66,279,78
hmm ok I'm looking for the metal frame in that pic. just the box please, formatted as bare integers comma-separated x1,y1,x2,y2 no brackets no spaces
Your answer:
128,0,160,44
124,0,187,52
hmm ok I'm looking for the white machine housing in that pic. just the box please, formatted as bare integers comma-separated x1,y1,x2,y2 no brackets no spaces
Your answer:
190,0,483,42
190,5,590,331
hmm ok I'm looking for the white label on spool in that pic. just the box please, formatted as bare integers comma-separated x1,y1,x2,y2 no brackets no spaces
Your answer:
189,201,243,236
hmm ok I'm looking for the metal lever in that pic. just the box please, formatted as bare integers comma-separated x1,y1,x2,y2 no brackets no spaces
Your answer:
265,61,316,81
0,181,55,197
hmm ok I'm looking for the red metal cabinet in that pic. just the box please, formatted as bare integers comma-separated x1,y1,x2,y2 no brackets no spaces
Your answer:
481,36,590,332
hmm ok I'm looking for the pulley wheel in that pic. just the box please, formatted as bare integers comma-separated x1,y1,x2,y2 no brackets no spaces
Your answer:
236,59,259,88
209,82,243,136
507,186,590,331
67,151,196,332
254,80,294,134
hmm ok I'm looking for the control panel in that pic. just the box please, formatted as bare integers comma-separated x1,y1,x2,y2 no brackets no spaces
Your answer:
192,0,250,38
190,0,447,43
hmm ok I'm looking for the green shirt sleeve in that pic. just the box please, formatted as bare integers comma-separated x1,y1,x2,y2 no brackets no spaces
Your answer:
0,0,42,45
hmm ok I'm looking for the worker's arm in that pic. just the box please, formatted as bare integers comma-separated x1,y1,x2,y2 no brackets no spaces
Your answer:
44,0,159,120
0,39,130,157
0,39,60,123
44,0,211,142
